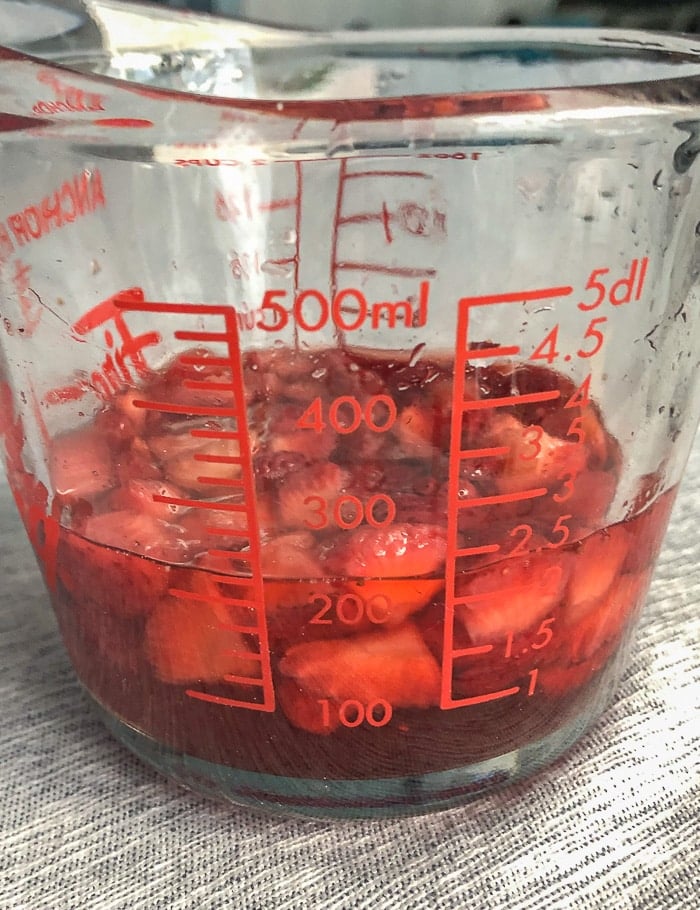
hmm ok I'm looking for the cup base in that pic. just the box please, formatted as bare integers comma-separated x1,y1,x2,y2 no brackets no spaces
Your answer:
87,653,621,819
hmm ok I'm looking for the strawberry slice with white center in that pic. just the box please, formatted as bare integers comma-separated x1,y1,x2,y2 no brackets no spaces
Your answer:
83,509,189,564
488,414,588,496
455,550,572,645
279,623,441,714
278,462,351,530
50,424,116,499
564,525,630,622
108,478,190,523
145,595,263,684
325,522,447,578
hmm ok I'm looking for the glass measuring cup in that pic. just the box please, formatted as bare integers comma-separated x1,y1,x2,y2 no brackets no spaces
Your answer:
2,3,700,818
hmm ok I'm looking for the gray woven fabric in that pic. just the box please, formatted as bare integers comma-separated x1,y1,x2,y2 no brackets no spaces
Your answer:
1,441,698,910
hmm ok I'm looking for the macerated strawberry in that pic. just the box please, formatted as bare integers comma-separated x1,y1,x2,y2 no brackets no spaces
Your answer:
114,388,148,432
566,571,648,663
145,594,264,684
342,578,444,626
56,528,170,617
278,462,351,529
279,623,442,708
115,437,163,486
277,677,340,734
488,414,588,495
265,402,337,461
260,531,324,578
395,403,437,456
148,433,243,494
49,424,116,498
565,525,630,620
455,550,572,644
82,509,189,564
325,522,447,578
108,478,190,522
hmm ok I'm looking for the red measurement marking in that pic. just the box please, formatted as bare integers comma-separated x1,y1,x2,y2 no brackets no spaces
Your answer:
182,379,238,392
195,475,245,487
193,452,244,464
464,345,521,361
208,549,253,560
463,390,561,411
457,488,548,509
449,687,521,708
259,196,297,212
381,201,392,243
190,429,241,440
453,580,543,607
334,261,437,278
168,587,257,612
186,690,273,711
174,329,231,343
344,170,431,180
454,543,501,558
460,446,509,459
459,285,573,307
114,299,229,316
204,527,251,538
452,644,494,658
132,399,239,417
153,493,247,511
94,118,154,128
223,673,265,686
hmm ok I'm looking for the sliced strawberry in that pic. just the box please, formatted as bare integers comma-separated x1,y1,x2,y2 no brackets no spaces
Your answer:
265,402,336,461
56,527,170,618
115,437,163,485
455,550,572,645
277,677,340,734
278,462,350,529
148,432,242,494
564,524,630,621
49,424,115,499
342,578,444,626
325,522,447,578
488,414,588,495
82,509,189,564
278,622,442,708
114,388,148,433
108,478,190,522
260,531,324,578
567,570,649,663
145,594,263,684
394,403,437,457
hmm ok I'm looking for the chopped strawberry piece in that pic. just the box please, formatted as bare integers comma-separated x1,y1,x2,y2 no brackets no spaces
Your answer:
115,438,163,485
277,678,340,734
265,403,337,461
326,522,447,578
145,594,263,684
49,424,115,498
114,388,148,433
455,550,572,644
395,403,437,456
108,478,190,522
56,528,170,617
82,509,189,563
278,462,350,529
279,623,441,708
566,570,649,663
488,414,588,495
565,525,630,621
148,432,242,494
260,531,324,578
342,578,444,626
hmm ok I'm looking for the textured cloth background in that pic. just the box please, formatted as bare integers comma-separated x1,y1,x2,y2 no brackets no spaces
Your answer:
1,440,698,910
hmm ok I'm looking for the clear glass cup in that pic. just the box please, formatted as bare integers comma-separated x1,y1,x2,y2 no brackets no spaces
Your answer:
1,2,700,817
